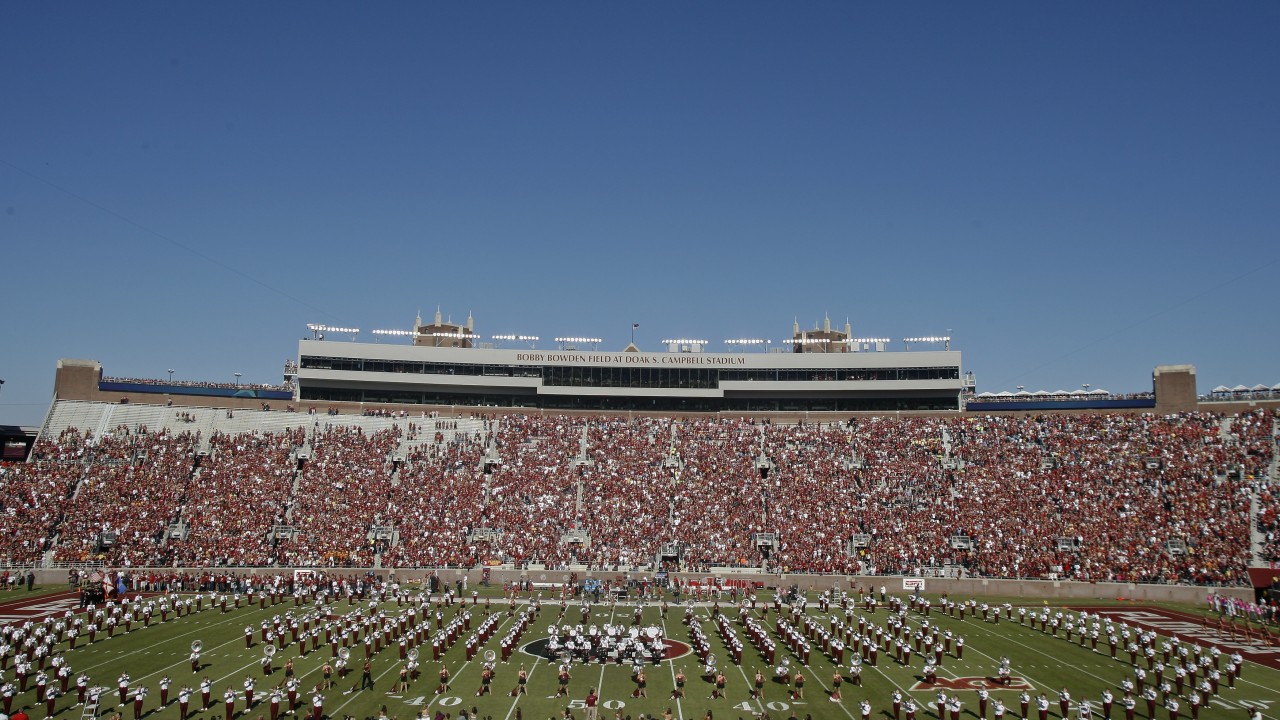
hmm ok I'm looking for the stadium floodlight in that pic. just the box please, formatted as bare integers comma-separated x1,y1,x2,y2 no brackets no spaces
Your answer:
660,339,709,345
723,339,771,353
903,335,951,351
491,334,539,348
371,329,414,343
306,323,360,339
426,331,475,339
554,337,603,350
791,337,839,345
851,337,891,344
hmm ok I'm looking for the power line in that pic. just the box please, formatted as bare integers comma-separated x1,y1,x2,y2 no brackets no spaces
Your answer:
0,157,338,319
998,255,1279,388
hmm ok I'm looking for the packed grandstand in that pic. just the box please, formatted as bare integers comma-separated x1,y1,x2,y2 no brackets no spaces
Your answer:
1,399,1275,587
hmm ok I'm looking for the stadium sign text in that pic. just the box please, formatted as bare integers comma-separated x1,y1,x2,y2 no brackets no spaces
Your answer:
516,353,746,366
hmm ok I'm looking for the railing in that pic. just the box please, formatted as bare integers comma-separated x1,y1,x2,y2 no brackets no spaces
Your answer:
44,560,107,570
973,392,1155,403
1201,391,1280,402
102,376,294,392
0,559,47,570
916,565,966,579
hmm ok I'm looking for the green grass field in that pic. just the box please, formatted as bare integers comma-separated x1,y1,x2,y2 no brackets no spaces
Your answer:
6,588,1278,720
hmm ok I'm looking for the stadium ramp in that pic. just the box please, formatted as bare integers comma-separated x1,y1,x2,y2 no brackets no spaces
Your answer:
211,408,314,436
39,400,110,442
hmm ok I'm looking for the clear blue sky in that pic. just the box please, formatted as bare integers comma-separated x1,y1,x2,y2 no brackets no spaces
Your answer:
2,2,1278,425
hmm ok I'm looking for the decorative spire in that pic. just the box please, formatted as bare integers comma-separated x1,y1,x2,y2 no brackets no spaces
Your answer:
823,313,831,333
793,317,800,335
434,306,442,325
466,310,474,331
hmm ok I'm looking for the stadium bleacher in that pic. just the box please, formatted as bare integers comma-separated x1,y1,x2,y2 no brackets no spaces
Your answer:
3,400,1275,586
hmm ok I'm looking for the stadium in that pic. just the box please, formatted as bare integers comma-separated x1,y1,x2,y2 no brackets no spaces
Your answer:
0,316,1277,720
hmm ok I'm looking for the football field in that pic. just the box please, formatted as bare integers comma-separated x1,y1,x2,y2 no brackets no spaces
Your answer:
2,587,1277,720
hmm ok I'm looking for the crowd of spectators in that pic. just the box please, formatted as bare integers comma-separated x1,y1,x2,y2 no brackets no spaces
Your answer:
0,429,91,563
277,426,400,567
2,407,1274,586
53,426,197,566
382,431,489,568
168,428,306,567
971,391,1156,403
1258,485,1279,564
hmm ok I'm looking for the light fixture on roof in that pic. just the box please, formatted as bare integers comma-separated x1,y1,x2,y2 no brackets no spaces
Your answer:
723,339,770,352
663,338,709,353
723,338,770,345
306,324,360,340
492,334,539,349
902,335,951,351
850,337,891,344
554,337,603,350
791,337,838,345
370,329,414,343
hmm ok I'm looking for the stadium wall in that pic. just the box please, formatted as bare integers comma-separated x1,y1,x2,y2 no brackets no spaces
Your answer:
54,360,290,412
24,568,1254,604
49,361,962,422
98,381,292,400
50,358,1280,421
